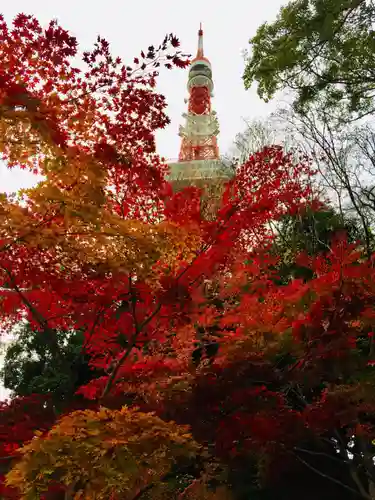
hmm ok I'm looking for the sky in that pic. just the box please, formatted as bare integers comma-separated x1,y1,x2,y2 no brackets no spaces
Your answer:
0,0,286,400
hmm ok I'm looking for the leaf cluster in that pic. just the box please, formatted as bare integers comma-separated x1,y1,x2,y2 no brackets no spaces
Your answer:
243,0,375,121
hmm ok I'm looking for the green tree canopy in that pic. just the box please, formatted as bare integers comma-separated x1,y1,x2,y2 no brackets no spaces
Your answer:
1,325,97,410
243,0,375,121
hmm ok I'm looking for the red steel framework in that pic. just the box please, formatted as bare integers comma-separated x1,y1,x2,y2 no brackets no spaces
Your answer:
178,24,219,162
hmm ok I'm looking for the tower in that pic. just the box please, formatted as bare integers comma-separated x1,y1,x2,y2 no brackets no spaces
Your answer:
178,23,219,162
168,24,232,218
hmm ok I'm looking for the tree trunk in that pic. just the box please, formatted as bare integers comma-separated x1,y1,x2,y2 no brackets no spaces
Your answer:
369,480,375,500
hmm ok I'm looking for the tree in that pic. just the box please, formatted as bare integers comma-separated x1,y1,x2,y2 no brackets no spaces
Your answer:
0,12,198,402
0,12,202,498
228,108,375,259
0,12,194,291
0,145,311,497
225,116,294,167
243,0,375,122
272,203,365,283
5,406,203,499
1,324,99,411
275,103,375,254
241,0,375,258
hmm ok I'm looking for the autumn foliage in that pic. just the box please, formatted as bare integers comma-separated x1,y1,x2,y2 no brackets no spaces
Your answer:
1,11,375,500
6,406,201,499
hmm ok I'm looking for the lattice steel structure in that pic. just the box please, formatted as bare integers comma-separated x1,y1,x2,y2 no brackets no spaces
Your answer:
178,24,219,162
168,25,233,219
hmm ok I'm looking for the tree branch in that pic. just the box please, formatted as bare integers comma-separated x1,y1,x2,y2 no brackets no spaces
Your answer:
293,446,349,464
292,451,368,498
0,264,59,353
100,274,162,400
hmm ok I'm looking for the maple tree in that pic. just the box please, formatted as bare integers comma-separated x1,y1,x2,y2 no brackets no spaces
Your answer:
5,406,202,499
0,12,197,391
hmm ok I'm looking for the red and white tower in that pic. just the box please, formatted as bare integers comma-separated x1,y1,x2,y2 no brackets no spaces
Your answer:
169,24,232,200
178,23,220,162
169,25,232,218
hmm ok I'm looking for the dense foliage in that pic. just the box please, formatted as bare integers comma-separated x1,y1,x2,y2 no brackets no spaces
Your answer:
2,11,375,500
1,326,96,407
6,406,201,499
243,0,375,121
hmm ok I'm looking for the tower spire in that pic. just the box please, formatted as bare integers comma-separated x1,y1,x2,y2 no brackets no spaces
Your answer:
197,22,204,59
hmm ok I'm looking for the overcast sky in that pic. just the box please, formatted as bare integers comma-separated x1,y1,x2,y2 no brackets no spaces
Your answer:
0,0,286,400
